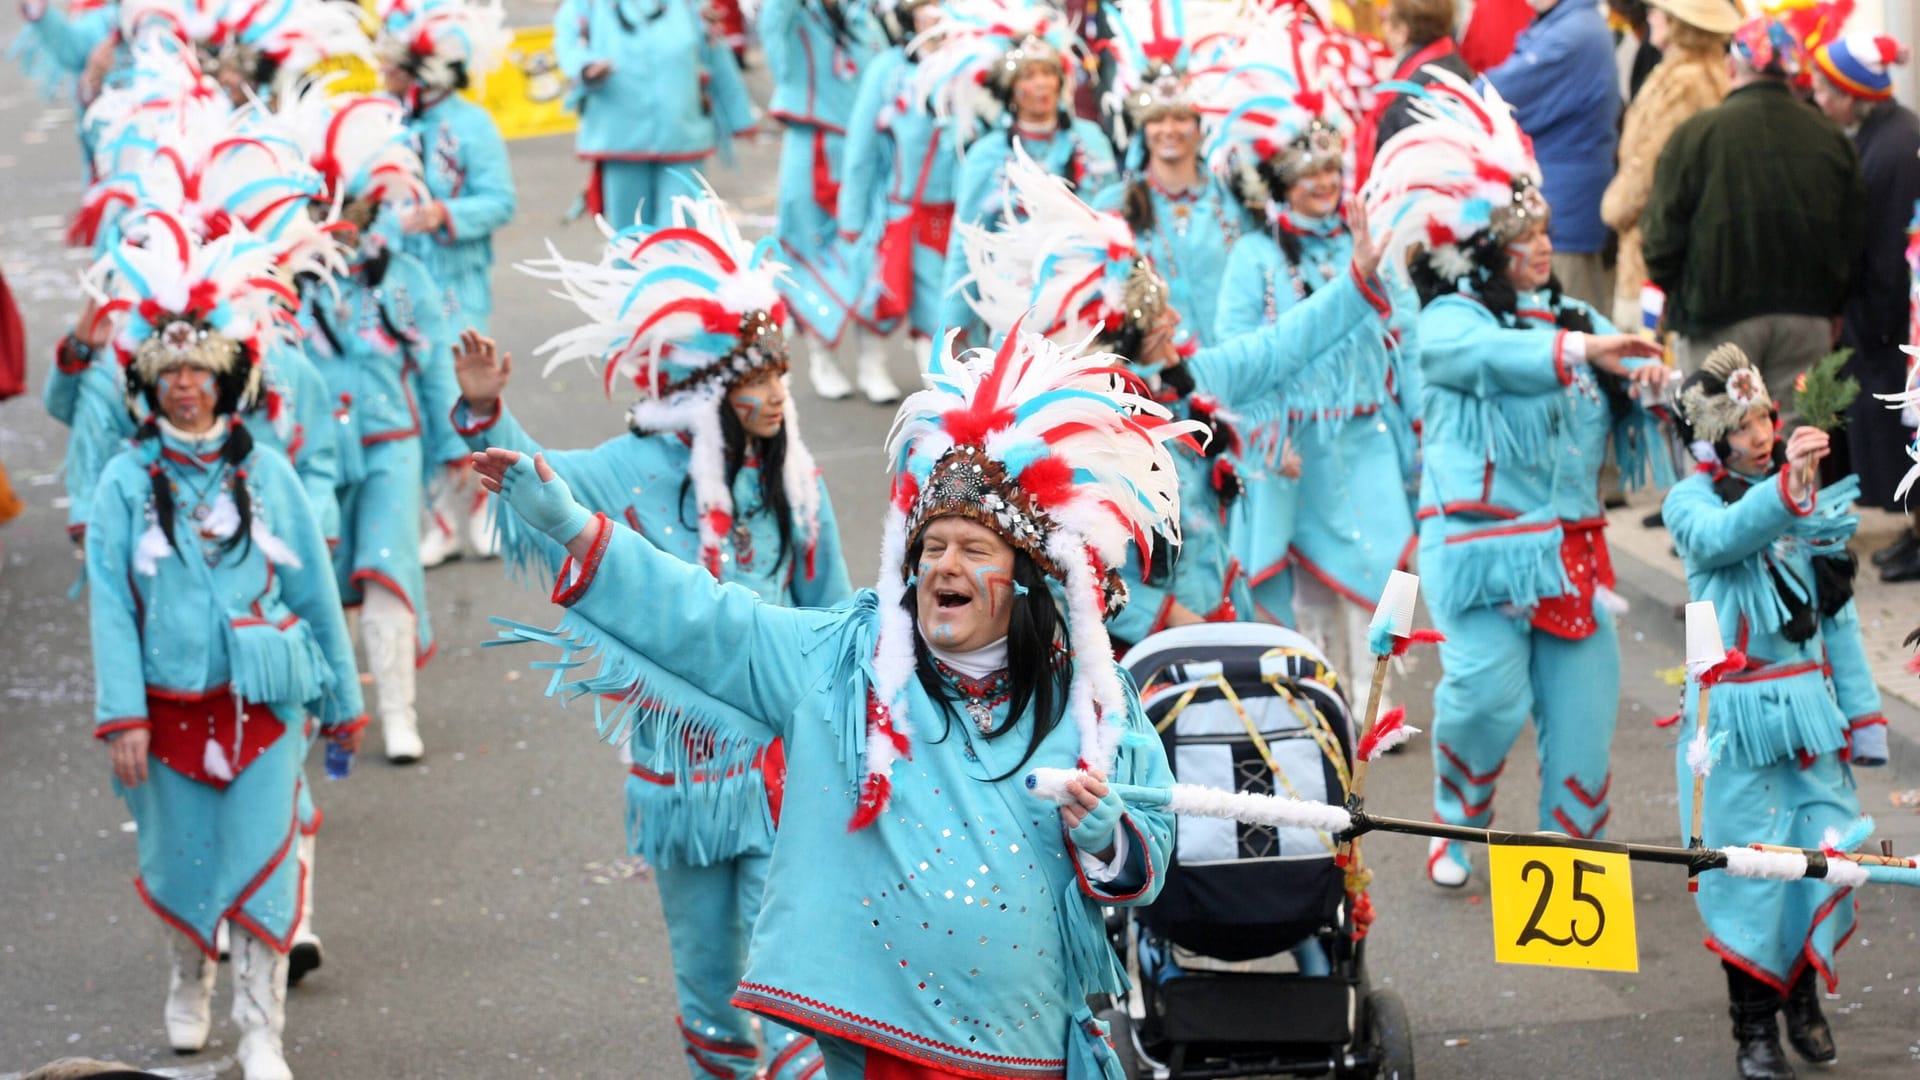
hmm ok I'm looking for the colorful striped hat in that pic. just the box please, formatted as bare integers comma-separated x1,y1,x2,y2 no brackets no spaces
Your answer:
1813,33,1908,100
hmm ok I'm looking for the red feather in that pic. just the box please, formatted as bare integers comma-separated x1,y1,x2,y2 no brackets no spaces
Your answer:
1016,456,1073,508
846,774,891,831
1653,712,1681,729
1698,649,1749,687
1356,706,1407,761
942,404,1016,449
1391,628,1445,656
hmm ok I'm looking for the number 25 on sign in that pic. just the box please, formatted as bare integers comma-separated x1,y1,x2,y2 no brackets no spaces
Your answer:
1487,843,1639,972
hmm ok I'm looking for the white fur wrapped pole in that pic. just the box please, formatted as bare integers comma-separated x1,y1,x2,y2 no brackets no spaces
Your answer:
1024,768,1355,834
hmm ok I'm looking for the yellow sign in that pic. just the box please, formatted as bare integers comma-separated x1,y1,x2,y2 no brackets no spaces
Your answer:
1488,843,1639,972
307,27,576,142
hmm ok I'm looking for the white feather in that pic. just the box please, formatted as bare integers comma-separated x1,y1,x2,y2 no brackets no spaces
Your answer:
133,522,175,577
249,521,303,568
201,493,241,540
202,738,235,782
1363,724,1420,760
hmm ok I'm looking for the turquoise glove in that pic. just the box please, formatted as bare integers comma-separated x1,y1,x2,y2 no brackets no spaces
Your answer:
1069,786,1127,854
501,455,593,544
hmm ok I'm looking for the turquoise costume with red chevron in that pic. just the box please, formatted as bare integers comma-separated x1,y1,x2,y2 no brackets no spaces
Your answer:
492,329,1195,1079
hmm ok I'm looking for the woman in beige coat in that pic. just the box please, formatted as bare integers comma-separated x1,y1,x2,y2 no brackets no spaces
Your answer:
1601,0,1739,330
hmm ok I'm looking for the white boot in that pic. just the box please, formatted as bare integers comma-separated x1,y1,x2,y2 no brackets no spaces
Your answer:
419,477,465,569
362,589,423,763
912,335,933,374
164,931,217,1053
231,928,294,1080
287,833,322,987
466,490,499,559
1427,838,1470,888
854,330,901,404
806,337,852,400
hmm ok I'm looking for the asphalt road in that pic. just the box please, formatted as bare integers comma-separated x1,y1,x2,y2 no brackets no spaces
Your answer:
3,44,1919,1080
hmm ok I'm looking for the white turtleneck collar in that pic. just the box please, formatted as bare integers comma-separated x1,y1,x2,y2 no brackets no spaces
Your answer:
156,415,226,449
927,635,1009,680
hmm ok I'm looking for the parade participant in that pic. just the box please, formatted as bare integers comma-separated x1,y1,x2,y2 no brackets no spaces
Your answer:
482,324,1193,1078
1665,344,1885,1080
833,0,956,391
13,0,120,153
114,0,372,106
919,0,1119,351
451,191,851,1077
551,0,756,231
1362,69,1671,886
758,0,888,402
283,78,460,764
1091,0,1248,348
375,0,516,565
1204,9,1419,696
82,215,367,1080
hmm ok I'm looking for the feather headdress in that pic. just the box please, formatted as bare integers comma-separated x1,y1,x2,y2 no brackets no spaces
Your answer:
1196,5,1359,213
1101,0,1241,132
1359,67,1543,285
84,212,298,416
1678,344,1774,451
375,0,510,92
75,37,233,247
852,326,1203,828
907,0,1081,147
516,190,821,581
119,0,373,94
960,144,1168,345
276,76,429,211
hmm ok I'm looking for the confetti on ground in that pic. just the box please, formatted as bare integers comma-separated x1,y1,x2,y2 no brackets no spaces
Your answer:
1892,789,1920,810
1656,665,1687,687
583,855,651,886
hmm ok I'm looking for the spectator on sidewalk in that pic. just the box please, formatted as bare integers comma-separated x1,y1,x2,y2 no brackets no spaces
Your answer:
1356,0,1475,185
1809,33,1920,579
1641,14,1865,392
1600,0,1735,332
1460,0,1533,72
1482,0,1620,312
1609,0,1663,104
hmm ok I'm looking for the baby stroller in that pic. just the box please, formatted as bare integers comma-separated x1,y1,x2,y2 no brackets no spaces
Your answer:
1102,623,1414,1079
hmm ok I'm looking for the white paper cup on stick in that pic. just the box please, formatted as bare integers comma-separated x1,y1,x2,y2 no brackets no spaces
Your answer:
1370,570,1420,638
1685,600,1726,675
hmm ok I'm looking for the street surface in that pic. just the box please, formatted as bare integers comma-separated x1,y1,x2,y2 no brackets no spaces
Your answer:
2,38,1917,1080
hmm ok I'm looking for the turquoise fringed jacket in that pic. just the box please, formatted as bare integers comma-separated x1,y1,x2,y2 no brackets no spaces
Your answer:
1665,469,1884,768
1414,289,1670,619
760,0,884,133
458,400,853,866
502,519,1174,1078
401,92,516,322
552,0,757,161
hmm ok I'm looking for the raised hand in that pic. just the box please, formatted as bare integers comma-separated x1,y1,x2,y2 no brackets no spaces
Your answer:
453,328,513,415
471,449,594,548
1347,200,1382,282
1786,426,1831,503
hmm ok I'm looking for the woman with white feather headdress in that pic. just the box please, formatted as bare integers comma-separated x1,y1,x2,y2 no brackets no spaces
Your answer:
80,212,368,1080
1361,67,1673,888
1202,2,1419,732
450,188,850,1079
374,0,518,567
1662,343,1885,1078
475,290,1200,1079
280,73,464,768
920,0,1120,353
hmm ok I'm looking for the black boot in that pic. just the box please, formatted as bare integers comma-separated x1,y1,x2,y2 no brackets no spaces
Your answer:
1870,529,1918,568
1726,962,1795,1080
1782,967,1837,1065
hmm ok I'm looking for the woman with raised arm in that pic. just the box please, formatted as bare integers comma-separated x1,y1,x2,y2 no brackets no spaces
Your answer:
1363,69,1672,888
477,324,1191,1079
451,192,850,1079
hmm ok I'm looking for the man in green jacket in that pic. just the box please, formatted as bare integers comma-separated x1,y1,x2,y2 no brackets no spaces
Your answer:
1641,14,1865,393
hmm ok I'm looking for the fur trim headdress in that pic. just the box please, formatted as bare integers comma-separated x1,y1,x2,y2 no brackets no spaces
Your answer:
907,0,1081,146
1197,5,1358,213
1359,67,1544,285
375,0,510,92
1678,343,1774,450
84,212,297,417
959,144,1169,345
516,190,822,580
852,326,1203,827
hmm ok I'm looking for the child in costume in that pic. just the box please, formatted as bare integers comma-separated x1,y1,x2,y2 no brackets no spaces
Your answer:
450,193,851,1078
1204,7,1420,691
832,0,957,392
921,0,1119,351
1361,69,1671,886
1090,0,1248,348
284,79,463,765
480,325,1197,1079
83,215,367,1080
550,0,756,231
1666,345,1886,1080
758,0,889,403
375,0,517,565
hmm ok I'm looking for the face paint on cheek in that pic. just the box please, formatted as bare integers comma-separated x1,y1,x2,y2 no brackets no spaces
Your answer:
1505,244,1529,276
973,565,1011,618
733,394,762,427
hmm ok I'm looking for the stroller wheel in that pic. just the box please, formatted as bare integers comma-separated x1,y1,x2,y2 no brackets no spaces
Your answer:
1361,988,1415,1080
1096,1004,1142,1080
